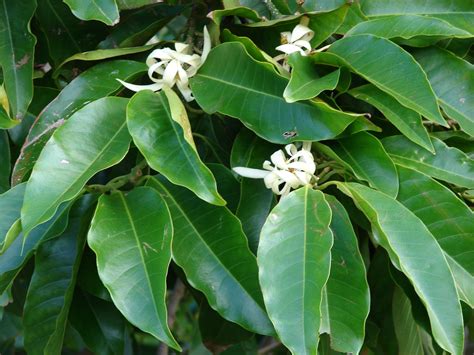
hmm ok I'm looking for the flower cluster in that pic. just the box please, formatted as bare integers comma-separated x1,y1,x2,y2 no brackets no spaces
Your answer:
274,24,314,70
233,142,317,197
117,27,211,102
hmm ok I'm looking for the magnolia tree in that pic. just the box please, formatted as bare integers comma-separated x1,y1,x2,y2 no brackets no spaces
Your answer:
0,0,473,354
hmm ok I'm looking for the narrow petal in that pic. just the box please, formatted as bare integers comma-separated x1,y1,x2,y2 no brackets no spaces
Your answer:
302,141,312,151
116,79,163,92
201,26,211,63
285,144,297,157
274,170,301,188
270,150,288,169
276,44,305,55
162,60,179,87
175,42,190,54
233,167,269,179
291,24,314,43
176,79,194,102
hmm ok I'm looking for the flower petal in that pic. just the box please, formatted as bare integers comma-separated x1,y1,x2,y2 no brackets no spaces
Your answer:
275,44,306,55
201,26,211,63
291,24,314,43
162,60,179,86
270,150,288,169
116,79,163,92
233,167,269,179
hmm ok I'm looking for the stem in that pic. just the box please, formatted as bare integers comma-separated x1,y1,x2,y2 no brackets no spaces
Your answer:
258,340,282,354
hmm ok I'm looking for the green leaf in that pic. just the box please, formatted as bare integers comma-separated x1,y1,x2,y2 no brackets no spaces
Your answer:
147,176,274,336
127,89,224,206
284,53,340,103
116,0,161,9
301,0,347,12
0,184,25,244
53,45,154,78
325,35,446,126
21,97,131,236
321,195,370,353
361,0,473,16
23,199,91,355
346,15,471,39
209,7,261,27
207,163,240,212
392,287,424,355
337,182,464,355
396,166,474,307
87,187,180,350
69,290,127,355
0,131,10,192
231,129,277,253
322,132,399,197
12,60,146,185
63,0,119,26
98,4,182,48
349,84,434,152
258,187,333,354
0,199,76,294
382,135,474,189
36,0,108,66
413,47,474,136
191,42,360,144
0,0,36,120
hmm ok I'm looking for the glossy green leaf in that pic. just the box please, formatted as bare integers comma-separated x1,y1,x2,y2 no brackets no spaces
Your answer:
231,129,277,253
383,135,474,189
207,163,240,212
284,53,340,103
69,290,127,355
349,84,434,152
23,200,90,355
116,0,161,9
258,187,333,354
346,15,471,39
0,131,10,192
87,187,179,350
147,176,274,336
0,199,76,294
0,184,25,244
324,132,399,197
308,5,350,47
361,0,473,16
326,35,446,126
12,60,145,185
397,166,474,307
0,0,36,120
209,6,261,26
127,89,224,206
321,195,370,353
98,4,182,48
21,97,131,236
191,42,360,144
36,0,108,66
392,287,424,355
63,0,119,26
53,45,154,78
0,107,20,129
413,47,474,136
337,182,464,355
301,0,346,12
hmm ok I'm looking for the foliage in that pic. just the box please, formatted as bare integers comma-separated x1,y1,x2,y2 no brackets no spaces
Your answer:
0,0,473,354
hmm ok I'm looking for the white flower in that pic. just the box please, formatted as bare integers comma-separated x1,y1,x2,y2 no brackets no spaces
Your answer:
233,142,317,197
117,27,211,102
275,24,314,56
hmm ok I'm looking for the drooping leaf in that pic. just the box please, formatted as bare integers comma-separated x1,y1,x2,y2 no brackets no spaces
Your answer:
321,195,370,353
12,60,146,185
392,287,425,355
63,0,119,26
87,187,180,350
284,53,340,103
147,176,274,336
23,199,92,355
413,47,474,136
397,166,474,307
36,0,108,66
320,132,399,197
349,84,433,152
0,199,75,294
337,182,464,355
98,4,182,48
207,163,240,212
0,184,26,244
230,129,277,253
192,43,361,144
21,97,131,236
346,15,471,40
324,35,446,126
258,187,333,354
0,131,10,192
53,45,154,77
382,135,474,189
127,89,224,206
69,290,127,355
0,0,37,120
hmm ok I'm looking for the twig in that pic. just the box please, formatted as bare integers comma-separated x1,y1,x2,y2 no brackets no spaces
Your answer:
258,339,282,354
